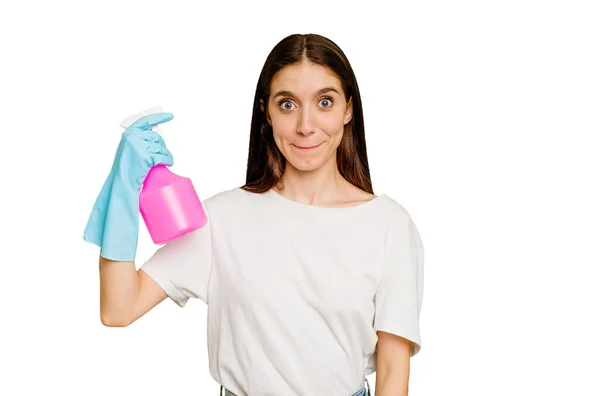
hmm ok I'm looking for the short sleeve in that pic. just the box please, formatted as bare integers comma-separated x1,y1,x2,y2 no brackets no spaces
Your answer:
374,218,424,357
139,214,213,307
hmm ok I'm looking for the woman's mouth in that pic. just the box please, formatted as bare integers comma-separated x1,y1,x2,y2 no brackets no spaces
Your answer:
292,142,323,151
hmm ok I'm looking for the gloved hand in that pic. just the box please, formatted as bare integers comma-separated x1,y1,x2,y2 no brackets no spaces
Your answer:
83,112,175,261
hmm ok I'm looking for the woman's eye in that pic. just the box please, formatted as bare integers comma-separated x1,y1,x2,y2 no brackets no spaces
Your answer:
319,98,332,108
280,101,294,110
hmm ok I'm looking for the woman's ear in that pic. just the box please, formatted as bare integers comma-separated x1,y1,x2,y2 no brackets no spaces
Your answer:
344,96,353,125
260,99,272,126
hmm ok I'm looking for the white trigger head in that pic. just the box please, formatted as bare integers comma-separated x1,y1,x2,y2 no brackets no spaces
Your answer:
119,105,165,133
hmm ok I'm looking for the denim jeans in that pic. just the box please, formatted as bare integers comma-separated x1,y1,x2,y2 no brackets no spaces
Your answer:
220,376,371,396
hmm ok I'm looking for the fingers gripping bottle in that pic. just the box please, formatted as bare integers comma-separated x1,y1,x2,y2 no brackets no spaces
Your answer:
119,105,208,244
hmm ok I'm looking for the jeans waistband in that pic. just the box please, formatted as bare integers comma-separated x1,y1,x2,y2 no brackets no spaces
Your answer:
220,376,371,396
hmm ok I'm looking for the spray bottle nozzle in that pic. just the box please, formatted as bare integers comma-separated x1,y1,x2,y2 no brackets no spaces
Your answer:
119,105,165,133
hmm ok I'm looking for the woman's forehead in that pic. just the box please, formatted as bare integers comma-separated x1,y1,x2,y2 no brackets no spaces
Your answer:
271,64,341,96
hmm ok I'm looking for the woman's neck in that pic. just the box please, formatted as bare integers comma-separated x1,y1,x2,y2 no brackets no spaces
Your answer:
275,163,351,206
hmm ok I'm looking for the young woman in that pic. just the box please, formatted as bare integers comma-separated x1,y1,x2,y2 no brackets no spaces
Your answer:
93,33,424,396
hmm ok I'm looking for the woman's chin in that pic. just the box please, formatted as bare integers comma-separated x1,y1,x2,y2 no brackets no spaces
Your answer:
285,155,330,173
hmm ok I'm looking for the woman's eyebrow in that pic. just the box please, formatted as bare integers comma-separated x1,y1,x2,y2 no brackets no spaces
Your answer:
273,87,340,100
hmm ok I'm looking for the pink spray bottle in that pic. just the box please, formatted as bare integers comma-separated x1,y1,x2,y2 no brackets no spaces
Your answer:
120,105,208,244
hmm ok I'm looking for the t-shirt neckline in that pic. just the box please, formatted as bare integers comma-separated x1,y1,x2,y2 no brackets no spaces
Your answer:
264,188,386,211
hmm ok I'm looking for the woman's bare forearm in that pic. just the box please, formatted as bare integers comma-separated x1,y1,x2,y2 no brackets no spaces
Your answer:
99,252,139,326
375,369,409,396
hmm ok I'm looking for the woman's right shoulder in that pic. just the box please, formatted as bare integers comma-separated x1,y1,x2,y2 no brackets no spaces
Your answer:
202,186,261,211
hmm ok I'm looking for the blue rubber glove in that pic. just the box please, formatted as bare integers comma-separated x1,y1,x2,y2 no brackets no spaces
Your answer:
83,112,175,261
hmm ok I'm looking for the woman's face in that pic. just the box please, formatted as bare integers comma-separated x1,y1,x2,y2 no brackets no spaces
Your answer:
260,61,353,172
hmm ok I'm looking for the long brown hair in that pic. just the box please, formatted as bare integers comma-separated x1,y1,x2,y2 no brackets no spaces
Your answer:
241,33,373,194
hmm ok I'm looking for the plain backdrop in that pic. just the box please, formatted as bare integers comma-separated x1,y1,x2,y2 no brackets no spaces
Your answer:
1,0,598,395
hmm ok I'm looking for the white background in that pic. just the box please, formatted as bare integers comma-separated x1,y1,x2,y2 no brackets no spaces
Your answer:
1,0,598,395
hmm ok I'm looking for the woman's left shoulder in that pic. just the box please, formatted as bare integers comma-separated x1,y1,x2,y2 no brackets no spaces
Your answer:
377,195,422,239
373,193,411,217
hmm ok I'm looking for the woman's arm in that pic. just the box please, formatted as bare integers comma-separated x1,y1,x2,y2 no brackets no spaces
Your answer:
375,330,412,396
99,253,167,326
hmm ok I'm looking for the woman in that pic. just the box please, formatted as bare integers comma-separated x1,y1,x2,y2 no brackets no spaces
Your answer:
89,33,424,396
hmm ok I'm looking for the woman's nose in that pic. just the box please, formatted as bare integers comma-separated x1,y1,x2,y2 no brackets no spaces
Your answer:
296,108,316,135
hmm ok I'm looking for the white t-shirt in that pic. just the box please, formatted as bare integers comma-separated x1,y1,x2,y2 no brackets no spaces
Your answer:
141,187,424,396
